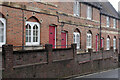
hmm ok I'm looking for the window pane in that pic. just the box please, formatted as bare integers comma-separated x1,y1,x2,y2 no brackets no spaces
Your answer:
33,26,35,29
33,37,36,42
26,24,32,43
113,19,116,28
106,17,109,27
87,6,92,19
0,21,4,43
36,37,38,42
26,30,28,36
107,38,110,50
33,30,35,36
74,1,80,16
73,34,75,43
29,30,31,35
26,24,28,29
26,37,28,42
29,37,31,42
36,25,38,29
29,25,31,29
36,31,38,36
0,21,4,28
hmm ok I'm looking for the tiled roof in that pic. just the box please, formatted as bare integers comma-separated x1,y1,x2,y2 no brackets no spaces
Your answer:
80,0,119,19
99,2,119,19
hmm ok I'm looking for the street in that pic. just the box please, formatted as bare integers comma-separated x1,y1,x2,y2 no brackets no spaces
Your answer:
70,68,120,80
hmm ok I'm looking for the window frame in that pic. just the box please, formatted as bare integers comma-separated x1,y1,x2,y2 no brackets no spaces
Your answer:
106,16,110,27
73,1,80,16
0,18,6,47
87,5,92,20
106,37,110,50
86,33,92,49
113,38,116,50
73,32,80,49
25,21,40,46
113,19,116,28
101,38,104,48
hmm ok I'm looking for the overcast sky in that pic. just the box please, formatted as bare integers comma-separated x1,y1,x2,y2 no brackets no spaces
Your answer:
108,0,120,11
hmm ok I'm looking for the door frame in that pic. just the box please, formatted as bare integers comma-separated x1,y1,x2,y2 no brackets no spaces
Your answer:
55,27,56,48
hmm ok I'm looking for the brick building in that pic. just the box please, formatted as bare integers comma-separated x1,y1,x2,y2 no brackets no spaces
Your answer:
0,1,119,52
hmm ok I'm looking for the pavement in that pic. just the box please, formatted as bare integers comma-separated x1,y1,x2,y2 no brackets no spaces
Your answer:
69,68,120,80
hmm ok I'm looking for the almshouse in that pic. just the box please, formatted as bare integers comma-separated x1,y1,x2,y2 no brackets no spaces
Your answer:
0,1,119,52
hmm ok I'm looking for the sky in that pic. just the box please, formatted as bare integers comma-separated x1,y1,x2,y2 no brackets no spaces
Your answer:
108,0,120,11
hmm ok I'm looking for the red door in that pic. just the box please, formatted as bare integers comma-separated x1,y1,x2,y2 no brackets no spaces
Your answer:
49,26,55,48
101,38,103,48
61,32,66,48
96,35,98,51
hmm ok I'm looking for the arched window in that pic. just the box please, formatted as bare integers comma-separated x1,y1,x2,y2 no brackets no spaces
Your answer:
113,37,116,50
101,37,104,48
106,36,110,50
73,32,80,49
25,21,40,45
0,18,6,46
73,28,80,49
86,30,92,49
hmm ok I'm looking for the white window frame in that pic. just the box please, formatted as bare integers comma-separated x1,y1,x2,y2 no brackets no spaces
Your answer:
113,19,116,28
87,6,92,20
73,32,80,49
73,1,80,16
106,37,110,50
106,17,110,27
101,38,104,48
113,38,116,50
86,33,92,49
0,18,6,47
25,21,40,46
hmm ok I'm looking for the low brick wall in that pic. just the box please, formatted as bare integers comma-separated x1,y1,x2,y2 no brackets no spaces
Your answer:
2,44,118,78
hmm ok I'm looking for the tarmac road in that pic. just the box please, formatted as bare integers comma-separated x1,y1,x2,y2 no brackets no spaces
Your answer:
70,68,120,80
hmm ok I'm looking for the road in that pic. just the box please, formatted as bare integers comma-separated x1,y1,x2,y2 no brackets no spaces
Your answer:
70,68,120,80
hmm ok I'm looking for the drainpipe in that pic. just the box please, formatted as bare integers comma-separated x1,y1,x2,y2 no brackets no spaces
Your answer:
22,9,24,50
100,9,102,50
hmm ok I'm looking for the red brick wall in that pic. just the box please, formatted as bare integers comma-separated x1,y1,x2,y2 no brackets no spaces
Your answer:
101,14,119,50
2,44,118,78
